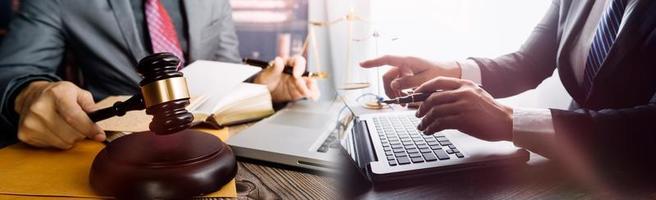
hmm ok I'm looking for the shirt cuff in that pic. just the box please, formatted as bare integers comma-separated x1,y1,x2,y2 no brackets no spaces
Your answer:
512,107,557,157
457,59,482,85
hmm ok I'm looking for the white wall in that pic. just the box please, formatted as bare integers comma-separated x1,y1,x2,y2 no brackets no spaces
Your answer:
311,0,572,109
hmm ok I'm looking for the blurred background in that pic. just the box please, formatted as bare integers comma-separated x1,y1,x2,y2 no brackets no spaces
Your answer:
0,0,571,110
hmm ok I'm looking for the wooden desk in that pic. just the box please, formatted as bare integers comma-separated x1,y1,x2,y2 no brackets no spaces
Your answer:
341,153,656,199
223,124,337,200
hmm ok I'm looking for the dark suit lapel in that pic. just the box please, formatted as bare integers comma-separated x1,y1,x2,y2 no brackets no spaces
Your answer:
558,0,595,102
586,0,656,101
183,0,212,62
108,0,148,63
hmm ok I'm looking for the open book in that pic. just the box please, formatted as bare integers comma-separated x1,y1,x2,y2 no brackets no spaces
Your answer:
96,60,274,132
189,82,274,127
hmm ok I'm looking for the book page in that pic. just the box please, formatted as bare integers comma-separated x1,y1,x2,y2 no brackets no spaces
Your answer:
181,60,261,114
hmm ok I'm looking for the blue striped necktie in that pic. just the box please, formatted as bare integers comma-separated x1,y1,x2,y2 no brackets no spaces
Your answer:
582,0,628,94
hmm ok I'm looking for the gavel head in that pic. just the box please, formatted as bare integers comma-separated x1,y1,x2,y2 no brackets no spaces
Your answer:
137,52,193,134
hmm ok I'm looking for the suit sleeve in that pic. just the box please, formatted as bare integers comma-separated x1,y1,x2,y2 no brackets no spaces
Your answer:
0,0,65,147
471,0,561,98
212,0,241,63
551,95,656,172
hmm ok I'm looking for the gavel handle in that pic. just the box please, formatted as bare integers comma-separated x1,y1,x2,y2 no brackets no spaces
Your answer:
89,95,146,122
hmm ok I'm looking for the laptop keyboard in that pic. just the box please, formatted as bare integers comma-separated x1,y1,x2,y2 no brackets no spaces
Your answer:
373,115,464,166
317,131,339,153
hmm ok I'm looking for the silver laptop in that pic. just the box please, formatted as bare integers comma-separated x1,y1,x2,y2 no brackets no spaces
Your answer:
227,99,345,172
341,98,529,182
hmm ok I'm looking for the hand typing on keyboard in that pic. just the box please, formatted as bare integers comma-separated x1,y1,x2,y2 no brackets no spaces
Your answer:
414,77,513,141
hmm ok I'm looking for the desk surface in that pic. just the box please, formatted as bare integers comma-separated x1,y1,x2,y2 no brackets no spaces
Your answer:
341,153,656,199
222,125,656,200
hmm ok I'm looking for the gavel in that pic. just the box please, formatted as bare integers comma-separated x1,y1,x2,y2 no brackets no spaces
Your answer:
88,52,237,199
87,52,192,134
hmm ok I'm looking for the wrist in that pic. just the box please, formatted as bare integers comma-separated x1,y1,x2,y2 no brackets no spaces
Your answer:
14,81,50,113
502,105,514,141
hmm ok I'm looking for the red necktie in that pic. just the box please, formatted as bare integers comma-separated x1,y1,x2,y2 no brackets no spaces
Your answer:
145,0,185,69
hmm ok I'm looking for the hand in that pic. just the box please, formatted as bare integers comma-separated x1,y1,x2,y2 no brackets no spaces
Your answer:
14,81,105,149
254,55,320,102
360,55,462,99
414,77,513,141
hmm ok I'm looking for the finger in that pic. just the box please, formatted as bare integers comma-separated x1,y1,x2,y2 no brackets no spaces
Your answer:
418,101,465,130
416,91,462,117
382,68,401,98
390,70,434,91
270,57,285,74
17,117,64,148
360,55,409,69
49,116,87,145
422,115,462,135
286,80,305,100
38,128,72,149
28,102,83,147
293,76,311,98
406,102,422,108
415,77,463,93
305,78,320,100
288,55,307,77
53,89,102,138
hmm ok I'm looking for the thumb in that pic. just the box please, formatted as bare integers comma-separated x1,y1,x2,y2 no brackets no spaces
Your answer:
77,90,97,113
415,77,462,93
77,90,106,141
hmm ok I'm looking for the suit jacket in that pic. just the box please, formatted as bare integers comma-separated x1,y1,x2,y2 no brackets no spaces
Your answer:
471,0,656,174
0,0,240,146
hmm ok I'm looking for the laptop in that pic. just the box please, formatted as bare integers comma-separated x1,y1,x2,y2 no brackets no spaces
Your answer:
226,99,346,172
340,97,529,183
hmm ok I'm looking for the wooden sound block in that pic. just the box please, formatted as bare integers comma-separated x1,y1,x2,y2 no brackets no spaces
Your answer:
89,129,237,199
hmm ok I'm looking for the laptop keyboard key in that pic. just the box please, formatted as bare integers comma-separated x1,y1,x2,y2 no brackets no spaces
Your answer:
439,140,452,146
389,160,397,166
423,153,438,161
430,145,442,150
409,153,422,158
411,157,424,163
420,148,432,153
394,152,407,157
387,156,395,161
455,153,464,158
446,149,455,154
397,157,411,165
434,149,450,160
318,145,328,152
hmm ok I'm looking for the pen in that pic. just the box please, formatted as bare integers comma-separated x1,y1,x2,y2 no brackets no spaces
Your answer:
381,92,435,104
242,58,328,79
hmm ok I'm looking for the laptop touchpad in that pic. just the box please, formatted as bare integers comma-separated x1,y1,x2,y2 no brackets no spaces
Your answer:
269,111,332,129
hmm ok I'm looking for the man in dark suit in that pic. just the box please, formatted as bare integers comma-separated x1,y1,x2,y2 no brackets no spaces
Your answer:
0,0,319,149
361,0,656,176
